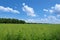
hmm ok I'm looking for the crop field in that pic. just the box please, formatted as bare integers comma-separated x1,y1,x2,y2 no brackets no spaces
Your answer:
0,24,60,40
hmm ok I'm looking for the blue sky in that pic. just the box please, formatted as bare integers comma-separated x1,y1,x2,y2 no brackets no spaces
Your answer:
0,0,60,24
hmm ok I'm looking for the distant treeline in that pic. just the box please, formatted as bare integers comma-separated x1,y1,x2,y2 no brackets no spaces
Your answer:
0,18,26,24
0,18,49,24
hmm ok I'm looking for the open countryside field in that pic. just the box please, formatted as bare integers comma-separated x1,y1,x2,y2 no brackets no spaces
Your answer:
0,24,60,40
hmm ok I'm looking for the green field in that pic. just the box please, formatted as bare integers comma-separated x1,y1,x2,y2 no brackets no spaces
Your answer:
0,24,60,40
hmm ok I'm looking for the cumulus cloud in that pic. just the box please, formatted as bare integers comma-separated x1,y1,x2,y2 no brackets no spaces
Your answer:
25,19,41,23
49,10,54,13
43,9,48,12
44,16,60,24
26,16,60,24
43,9,54,14
0,6,20,13
22,3,36,17
40,16,60,24
55,4,60,12
43,4,60,14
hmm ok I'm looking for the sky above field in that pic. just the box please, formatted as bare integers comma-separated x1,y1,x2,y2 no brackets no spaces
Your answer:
0,0,60,24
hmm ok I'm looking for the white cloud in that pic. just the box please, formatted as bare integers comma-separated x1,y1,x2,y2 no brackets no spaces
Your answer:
26,16,60,24
43,4,60,14
43,9,48,12
51,7,54,9
40,16,60,24
22,3,25,6
26,19,35,23
40,18,48,23
49,10,54,13
25,19,41,23
55,4,60,12
22,3,36,17
43,9,54,14
0,6,20,13
48,16,60,24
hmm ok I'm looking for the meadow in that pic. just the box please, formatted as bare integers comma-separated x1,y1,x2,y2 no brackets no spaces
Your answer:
0,24,60,40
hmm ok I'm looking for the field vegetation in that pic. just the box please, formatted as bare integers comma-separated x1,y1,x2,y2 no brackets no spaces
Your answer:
0,24,60,40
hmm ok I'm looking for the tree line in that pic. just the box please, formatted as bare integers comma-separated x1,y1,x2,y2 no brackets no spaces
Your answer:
0,18,26,24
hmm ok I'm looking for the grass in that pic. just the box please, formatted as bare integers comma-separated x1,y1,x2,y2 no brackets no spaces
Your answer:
0,24,60,40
